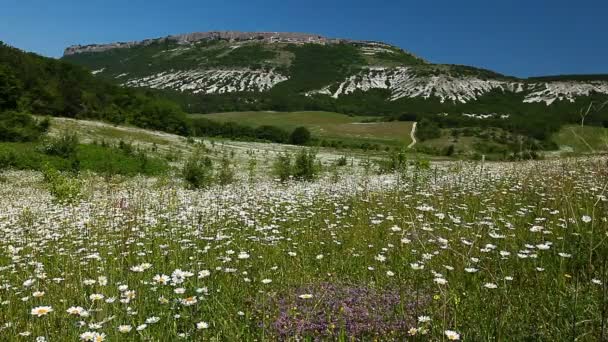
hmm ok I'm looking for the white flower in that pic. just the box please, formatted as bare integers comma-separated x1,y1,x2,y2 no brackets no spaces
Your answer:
386,270,395,277
434,278,447,285
298,294,313,299
153,274,170,285
146,316,160,324
79,332,95,341
196,321,209,329
89,294,104,301
581,215,592,223
316,254,324,260
261,279,272,284
558,252,572,258
136,324,147,331
418,315,431,323
181,296,198,306
237,252,250,259
591,278,602,285
32,291,44,298
97,276,108,286
483,283,498,289
67,306,88,317
118,325,132,333
375,254,386,262
410,263,424,270
198,270,211,278
31,306,53,317
444,330,460,340
464,267,478,273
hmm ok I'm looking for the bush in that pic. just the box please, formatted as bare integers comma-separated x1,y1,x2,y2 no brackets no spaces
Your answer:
335,155,348,166
42,164,82,204
217,154,235,186
182,150,214,189
416,119,442,141
290,126,311,145
272,153,293,182
293,149,319,181
0,111,49,142
39,132,79,158
377,149,408,174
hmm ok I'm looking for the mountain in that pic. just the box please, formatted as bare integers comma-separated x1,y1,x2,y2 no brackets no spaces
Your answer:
63,31,608,107
59,31,608,144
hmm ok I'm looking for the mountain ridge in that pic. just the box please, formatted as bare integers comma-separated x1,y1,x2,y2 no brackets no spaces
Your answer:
63,31,402,57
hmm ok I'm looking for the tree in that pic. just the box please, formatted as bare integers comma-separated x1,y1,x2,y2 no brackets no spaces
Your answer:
416,119,441,141
0,111,49,142
0,66,20,111
290,126,311,145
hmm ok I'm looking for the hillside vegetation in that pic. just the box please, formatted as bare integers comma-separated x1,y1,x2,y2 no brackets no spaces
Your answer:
0,42,190,135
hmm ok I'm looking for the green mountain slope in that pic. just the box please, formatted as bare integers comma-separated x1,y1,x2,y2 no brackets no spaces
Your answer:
0,41,190,135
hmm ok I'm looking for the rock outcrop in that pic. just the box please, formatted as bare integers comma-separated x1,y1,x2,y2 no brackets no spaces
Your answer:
63,31,391,56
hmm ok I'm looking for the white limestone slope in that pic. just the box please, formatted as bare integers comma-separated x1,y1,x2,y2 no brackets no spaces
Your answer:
524,81,608,105
308,67,608,105
123,69,288,94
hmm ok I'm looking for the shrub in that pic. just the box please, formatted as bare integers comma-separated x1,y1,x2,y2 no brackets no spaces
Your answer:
272,153,293,182
377,149,408,174
290,126,311,145
39,132,79,158
293,149,319,181
0,111,49,142
335,155,348,166
182,150,214,189
416,119,441,141
42,164,82,204
217,154,235,186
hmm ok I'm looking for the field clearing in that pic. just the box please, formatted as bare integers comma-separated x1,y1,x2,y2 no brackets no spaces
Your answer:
44,117,389,169
191,111,414,146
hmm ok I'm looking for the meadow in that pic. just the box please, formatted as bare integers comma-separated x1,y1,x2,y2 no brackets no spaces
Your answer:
0,134,607,341
192,111,415,147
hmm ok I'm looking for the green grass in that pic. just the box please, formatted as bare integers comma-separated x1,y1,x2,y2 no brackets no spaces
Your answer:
552,124,608,153
0,142,169,176
191,111,414,146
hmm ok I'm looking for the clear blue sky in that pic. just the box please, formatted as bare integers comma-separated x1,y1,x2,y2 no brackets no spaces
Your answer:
1,0,606,78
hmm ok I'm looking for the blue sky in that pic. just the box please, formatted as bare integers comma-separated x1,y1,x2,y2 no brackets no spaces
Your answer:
1,0,606,77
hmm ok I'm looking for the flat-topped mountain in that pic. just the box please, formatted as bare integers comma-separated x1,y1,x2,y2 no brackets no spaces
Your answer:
62,31,608,125
63,31,395,56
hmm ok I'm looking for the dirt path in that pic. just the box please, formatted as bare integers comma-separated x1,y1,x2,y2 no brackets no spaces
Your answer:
407,122,417,149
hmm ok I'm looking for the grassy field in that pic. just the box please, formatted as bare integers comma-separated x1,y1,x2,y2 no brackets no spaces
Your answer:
552,125,608,153
191,111,414,147
0,156,607,341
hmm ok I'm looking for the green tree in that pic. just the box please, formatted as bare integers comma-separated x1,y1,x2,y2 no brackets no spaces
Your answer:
0,66,20,111
290,126,311,145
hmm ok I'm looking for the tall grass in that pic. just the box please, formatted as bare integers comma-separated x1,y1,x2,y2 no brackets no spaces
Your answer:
0,157,606,340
